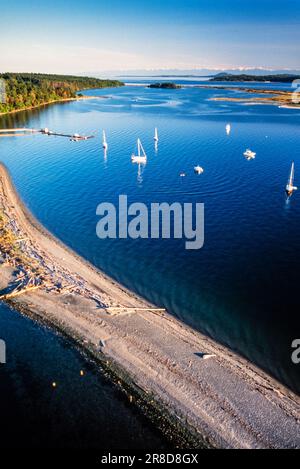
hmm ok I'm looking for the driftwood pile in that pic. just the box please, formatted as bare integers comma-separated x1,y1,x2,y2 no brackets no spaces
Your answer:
0,205,119,309
0,196,166,315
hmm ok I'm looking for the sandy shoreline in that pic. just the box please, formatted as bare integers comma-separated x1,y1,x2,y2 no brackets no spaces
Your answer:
0,163,299,449
0,95,105,117
203,85,300,108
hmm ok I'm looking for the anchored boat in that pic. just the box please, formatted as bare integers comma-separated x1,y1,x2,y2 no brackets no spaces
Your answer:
70,133,88,141
226,124,231,135
194,165,204,175
286,162,297,197
102,130,108,150
131,138,147,164
154,128,159,142
244,149,256,160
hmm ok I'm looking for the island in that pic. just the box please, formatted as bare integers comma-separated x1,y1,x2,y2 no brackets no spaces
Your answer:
0,73,124,114
148,82,181,89
205,85,300,108
210,73,300,83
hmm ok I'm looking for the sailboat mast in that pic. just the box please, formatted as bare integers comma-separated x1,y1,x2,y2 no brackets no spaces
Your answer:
139,140,146,157
137,139,141,157
131,138,146,163
102,130,108,149
290,162,295,186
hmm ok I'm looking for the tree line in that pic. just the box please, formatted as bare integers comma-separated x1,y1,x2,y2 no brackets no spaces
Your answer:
210,73,300,83
0,73,123,113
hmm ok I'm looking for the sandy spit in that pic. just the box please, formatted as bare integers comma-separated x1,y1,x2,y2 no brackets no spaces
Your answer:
0,163,299,449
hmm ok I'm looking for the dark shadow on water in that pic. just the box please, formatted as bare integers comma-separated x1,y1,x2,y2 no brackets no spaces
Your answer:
0,303,171,449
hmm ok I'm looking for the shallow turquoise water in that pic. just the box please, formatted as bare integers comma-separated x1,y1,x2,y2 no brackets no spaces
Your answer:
0,81,300,393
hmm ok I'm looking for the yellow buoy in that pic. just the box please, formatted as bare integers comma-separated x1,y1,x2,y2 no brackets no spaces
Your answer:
80,370,84,376
52,382,57,388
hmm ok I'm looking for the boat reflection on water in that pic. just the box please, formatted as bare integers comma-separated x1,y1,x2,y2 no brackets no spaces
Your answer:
154,128,159,153
103,147,108,164
137,162,146,186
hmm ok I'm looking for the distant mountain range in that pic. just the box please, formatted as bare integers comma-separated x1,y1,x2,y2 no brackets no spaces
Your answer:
94,68,300,78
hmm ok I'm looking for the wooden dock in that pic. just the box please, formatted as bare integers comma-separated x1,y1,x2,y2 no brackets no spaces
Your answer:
0,128,94,140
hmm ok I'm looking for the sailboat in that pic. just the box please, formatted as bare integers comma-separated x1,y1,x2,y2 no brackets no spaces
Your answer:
131,138,147,164
102,130,108,150
226,124,231,135
194,165,204,175
286,162,297,197
244,149,256,160
154,128,159,142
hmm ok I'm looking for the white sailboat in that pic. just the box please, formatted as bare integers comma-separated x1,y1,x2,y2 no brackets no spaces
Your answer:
131,138,147,164
286,162,297,197
154,127,159,142
244,149,256,160
226,124,231,135
102,130,108,150
194,165,204,175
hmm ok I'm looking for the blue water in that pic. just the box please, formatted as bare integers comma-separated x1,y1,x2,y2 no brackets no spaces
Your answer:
0,81,299,393
122,76,293,91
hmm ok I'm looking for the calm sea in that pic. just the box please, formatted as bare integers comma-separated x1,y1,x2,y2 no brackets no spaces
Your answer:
0,79,299,409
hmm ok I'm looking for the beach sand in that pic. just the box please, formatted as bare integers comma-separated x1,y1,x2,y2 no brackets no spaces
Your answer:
0,163,299,449
205,86,300,108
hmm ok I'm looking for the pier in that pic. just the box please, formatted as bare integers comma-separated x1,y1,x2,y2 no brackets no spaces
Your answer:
0,127,95,140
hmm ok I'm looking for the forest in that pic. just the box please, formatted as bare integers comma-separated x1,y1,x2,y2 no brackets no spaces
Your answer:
148,82,181,89
0,73,123,113
210,73,300,83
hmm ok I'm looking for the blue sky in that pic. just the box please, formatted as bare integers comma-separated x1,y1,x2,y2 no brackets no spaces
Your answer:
0,0,299,73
